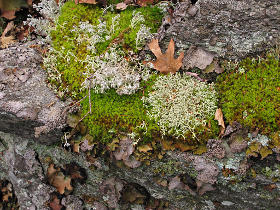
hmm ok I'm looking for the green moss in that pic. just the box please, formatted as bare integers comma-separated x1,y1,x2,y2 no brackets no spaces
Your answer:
81,75,160,143
216,50,280,135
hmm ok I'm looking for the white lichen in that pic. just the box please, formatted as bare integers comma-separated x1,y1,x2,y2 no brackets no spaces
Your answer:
81,46,141,95
24,0,63,42
142,73,217,138
248,133,271,146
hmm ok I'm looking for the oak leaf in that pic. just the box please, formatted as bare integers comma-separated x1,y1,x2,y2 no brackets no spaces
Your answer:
145,38,184,74
47,164,73,194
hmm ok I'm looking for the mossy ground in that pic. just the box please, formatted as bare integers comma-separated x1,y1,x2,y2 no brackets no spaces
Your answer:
216,49,280,136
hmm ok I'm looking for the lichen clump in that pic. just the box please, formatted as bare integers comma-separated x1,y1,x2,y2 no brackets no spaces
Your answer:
217,50,280,134
143,73,218,139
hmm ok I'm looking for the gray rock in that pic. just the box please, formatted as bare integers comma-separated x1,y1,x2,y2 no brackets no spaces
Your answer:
0,41,71,145
157,0,280,61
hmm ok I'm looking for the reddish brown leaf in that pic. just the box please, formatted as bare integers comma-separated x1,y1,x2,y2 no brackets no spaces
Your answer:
49,196,63,210
145,38,184,74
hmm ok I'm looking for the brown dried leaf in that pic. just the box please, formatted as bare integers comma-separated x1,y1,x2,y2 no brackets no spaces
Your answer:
1,21,15,48
1,36,15,48
27,0,33,6
47,164,58,177
138,144,153,153
161,140,175,151
75,0,97,4
136,0,156,7
73,142,80,153
215,108,225,135
1,10,16,19
175,142,196,152
47,164,73,194
50,172,73,194
146,39,184,74
49,196,63,210
116,2,127,10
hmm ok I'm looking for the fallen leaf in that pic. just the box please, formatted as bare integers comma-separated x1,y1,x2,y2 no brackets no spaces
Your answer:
50,172,73,194
138,144,153,153
116,2,127,10
108,138,119,151
27,0,33,6
49,196,63,210
1,36,15,48
47,164,73,194
1,21,15,48
136,0,156,7
174,142,195,152
1,10,16,20
161,140,175,151
75,0,97,4
259,146,273,160
145,38,184,74
264,184,277,191
214,108,225,135
73,142,80,153
192,144,207,155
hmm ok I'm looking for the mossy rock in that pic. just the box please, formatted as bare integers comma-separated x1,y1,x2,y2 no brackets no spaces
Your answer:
216,49,280,135
46,1,219,146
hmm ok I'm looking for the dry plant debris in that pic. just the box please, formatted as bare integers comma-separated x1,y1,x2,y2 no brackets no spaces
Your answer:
74,0,97,4
145,38,184,74
0,21,15,48
47,164,73,194
49,195,63,210
215,108,225,135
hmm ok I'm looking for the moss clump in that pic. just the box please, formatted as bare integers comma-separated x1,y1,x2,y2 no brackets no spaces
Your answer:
47,1,163,98
217,50,280,135
81,76,160,143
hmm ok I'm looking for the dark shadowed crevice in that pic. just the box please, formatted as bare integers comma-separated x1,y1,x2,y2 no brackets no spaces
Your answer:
191,0,198,4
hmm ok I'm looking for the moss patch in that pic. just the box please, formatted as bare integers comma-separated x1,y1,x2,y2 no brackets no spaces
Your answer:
216,50,280,135
81,76,160,143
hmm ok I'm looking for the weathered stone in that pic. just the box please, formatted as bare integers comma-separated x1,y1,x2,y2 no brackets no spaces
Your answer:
0,131,54,210
0,41,71,145
157,0,280,62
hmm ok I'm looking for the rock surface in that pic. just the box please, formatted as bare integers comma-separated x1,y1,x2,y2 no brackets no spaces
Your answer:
157,0,280,62
0,41,70,145
1,0,280,209
1,130,280,209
